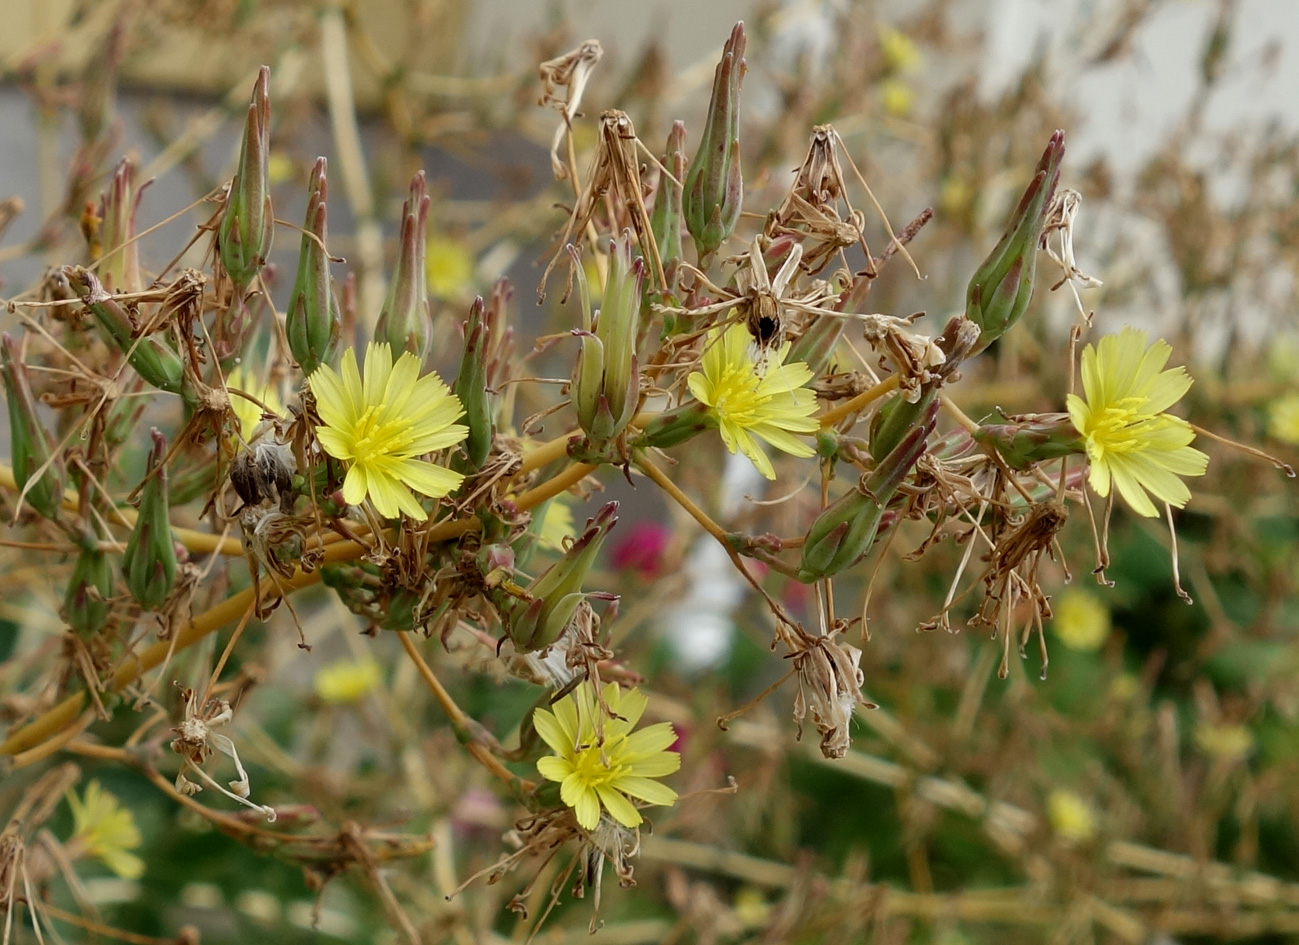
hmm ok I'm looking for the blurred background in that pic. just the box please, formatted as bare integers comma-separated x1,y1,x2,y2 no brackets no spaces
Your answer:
4,1,1299,942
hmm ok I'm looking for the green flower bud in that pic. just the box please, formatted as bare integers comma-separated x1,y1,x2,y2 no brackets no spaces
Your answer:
375,172,432,360
965,130,1064,354
633,399,711,450
99,158,147,294
454,296,495,471
798,406,934,582
286,157,340,376
650,121,687,270
122,429,177,610
683,22,746,261
65,266,185,395
973,414,1084,470
218,66,274,290
503,502,617,652
571,233,642,446
64,535,114,636
1,333,65,520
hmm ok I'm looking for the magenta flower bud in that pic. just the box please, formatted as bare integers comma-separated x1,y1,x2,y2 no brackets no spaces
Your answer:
966,131,1065,354
375,172,433,360
218,66,274,290
286,157,340,375
683,22,746,261
99,158,149,294
2,334,65,520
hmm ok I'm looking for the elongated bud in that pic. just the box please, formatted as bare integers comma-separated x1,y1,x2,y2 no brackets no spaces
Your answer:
798,406,934,582
99,158,148,294
376,172,432,359
219,66,273,290
286,157,340,375
651,121,687,269
966,131,1064,354
571,233,642,446
2,334,65,520
870,316,980,462
454,297,495,470
65,266,186,395
122,429,177,610
633,399,711,450
64,535,114,636
503,502,617,652
683,22,746,260
973,413,1084,469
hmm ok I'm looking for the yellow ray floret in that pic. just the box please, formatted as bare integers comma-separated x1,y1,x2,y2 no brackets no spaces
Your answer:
308,342,468,520
1066,327,1209,517
534,680,680,831
686,323,819,479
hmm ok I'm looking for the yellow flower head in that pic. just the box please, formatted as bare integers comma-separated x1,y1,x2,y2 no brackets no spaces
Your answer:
1047,788,1096,843
1194,722,1254,762
313,657,382,704
686,323,819,479
1065,328,1209,517
425,233,475,299
1052,588,1110,652
1267,390,1299,445
226,364,282,443
309,342,468,520
534,680,680,831
67,781,145,879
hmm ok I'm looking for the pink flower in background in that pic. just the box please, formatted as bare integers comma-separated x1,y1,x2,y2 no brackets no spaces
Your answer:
610,520,673,577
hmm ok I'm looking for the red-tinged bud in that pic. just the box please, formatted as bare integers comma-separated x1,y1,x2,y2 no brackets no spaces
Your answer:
651,121,687,270
376,172,432,360
122,429,177,610
683,22,746,261
99,158,149,294
218,66,274,290
286,157,340,375
571,233,643,447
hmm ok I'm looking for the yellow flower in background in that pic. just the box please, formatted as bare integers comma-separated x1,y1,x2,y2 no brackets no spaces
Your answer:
226,365,282,442
879,25,921,73
425,233,474,299
1052,588,1110,652
879,79,914,118
266,152,295,186
314,658,382,704
536,496,575,551
309,342,468,520
1066,327,1209,517
1047,788,1096,843
67,781,145,879
535,680,680,831
1267,390,1299,445
1194,723,1254,762
687,323,819,480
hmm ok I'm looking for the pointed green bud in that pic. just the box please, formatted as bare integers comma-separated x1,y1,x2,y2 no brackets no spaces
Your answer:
2,333,65,520
571,233,642,446
683,22,746,261
651,121,687,270
218,66,274,290
503,502,617,652
633,399,711,450
99,158,148,294
798,405,934,582
965,131,1064,354
64,534,114,636
122,429,177,610
376,172,433,360
973,413,1084,469
286,157,340,375
454,296,495,471
65,266,185,395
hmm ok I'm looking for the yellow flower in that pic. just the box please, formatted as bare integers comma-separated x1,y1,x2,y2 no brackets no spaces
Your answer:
1047,788,1096,843
425,233,474,299
226,365,282,443
879,25,921,73
1267,390,1299,445
1194,723,1254,762
313,657,382,704
309,342,468,520
879,79,914,118
1052,588,1110,652
686,323,819,479
66,781,145,879
536,496,575,551
534,680,680,830
1066,327,1209,517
